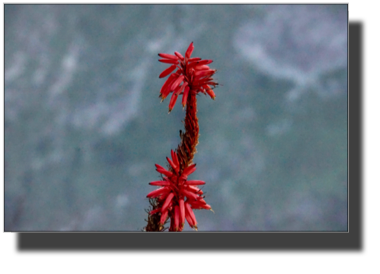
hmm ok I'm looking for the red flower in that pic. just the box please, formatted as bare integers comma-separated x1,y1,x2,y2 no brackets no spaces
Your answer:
147,150,213,231
158,42,218,112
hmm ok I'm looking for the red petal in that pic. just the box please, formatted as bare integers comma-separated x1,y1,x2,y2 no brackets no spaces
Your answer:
182,163,196,178
146,187,170,198
185,210,194,227
171,150,179,168
194,69,215,77
174,205,180,231
160,209,169,225
159,59,179,64
171,75,185,91
185,203,197,225
159,65,177,78
175,81,187,96
190,201,212,210
188,57,201,62
188,59,212,69
149,208,161,215
194,65,210,71
161,192,174,213
149,180,170,186
168,92,178,113
155,164,173,177
187,197,207,206
185,203,198,229
205,88,216,100
186,180,205,186
157,192,170,202
166,156,177,171
174,51,184,61
185,42,194,59
158,53,179,60
160,73,177,99
180,188,200,200
203,81,218,87
179,198,185,227
182,86,190,108
187,185,203,195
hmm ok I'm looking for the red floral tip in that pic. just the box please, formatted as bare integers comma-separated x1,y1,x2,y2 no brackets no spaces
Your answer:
185,42,194,59
205,85,216,100
182,85,190,109
149,208,161,215
171,75,185,91
148,151,211,231
159,59,179,65
166,156,179,174
171,149,179,167
160,209,169,226
158,42,218,111
168,93,178,113
174,51,184,61
146,187,170,198
149,180,170,186
181,163,196,179
158,53,179,60
174,205,180,231
186,180,206,186
185,202,198,230
159,65,177,78
155,164,173,177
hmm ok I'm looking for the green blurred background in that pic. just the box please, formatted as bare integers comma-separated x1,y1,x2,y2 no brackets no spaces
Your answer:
5,4,347,231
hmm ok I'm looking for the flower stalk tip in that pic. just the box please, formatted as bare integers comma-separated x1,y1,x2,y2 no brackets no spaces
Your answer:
156,42,218,112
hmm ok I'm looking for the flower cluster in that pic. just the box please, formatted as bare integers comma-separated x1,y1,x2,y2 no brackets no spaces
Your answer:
147,150,212,231
145,42,216,232
158,42,218,112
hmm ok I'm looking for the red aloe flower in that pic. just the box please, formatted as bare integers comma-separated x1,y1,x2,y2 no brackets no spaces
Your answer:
158,42,218,112
145,42,217,232
147,150,213,231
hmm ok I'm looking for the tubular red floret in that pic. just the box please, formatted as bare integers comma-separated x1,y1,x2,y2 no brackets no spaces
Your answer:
146,187,170,198
149,208,161,215
159,59,179,64
149,180,170,186
175,82,187,96
186,180,205,186
174,51,184,60
158,53,179,60
185,202,198,229
171,150,179,168
180,188,200,201
159,65,177,78
205,87,216,100
168,93,178,113
171,75,185,91
182,164,196,178
161,192,174,213
179,198,185,227
182,86,190,108
185,210,194,227
160,209,169,225
166,156,177,172
187,185,203,195
155,164,173,177
188,57,201,62
160,73,177,99
188,59,213,69
185,42,194,59
174,205,180,231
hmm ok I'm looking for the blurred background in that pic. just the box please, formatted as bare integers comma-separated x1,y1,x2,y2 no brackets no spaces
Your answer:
4,4,347,231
